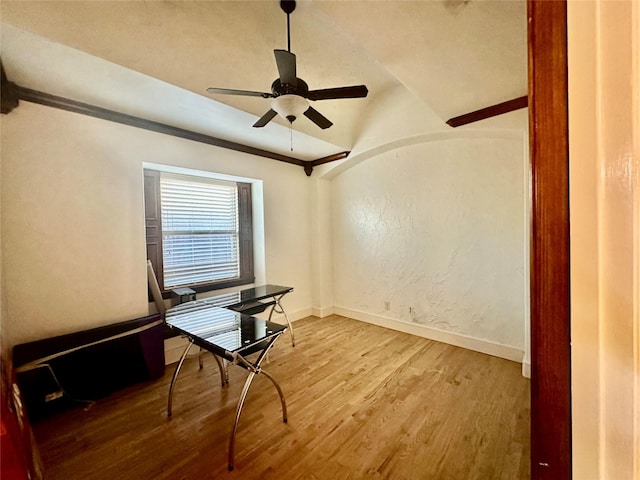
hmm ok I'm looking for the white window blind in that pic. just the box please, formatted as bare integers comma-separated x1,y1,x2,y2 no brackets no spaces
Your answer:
160,174,240,288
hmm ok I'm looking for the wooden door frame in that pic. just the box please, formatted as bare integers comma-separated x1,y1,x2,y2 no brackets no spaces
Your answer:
528,1,572,479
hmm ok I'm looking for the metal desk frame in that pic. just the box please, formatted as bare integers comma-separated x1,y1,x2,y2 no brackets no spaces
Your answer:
165,307,288,471
225,285,295,347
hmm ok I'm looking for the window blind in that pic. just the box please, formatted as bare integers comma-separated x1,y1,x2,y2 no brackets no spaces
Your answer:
160,175,240,288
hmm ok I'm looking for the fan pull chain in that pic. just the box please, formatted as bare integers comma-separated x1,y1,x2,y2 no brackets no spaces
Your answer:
290,122,294,151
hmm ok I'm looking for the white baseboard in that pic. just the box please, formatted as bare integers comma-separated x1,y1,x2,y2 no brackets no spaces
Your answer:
334,306,524,363
521,360,531,378
311,305,335,318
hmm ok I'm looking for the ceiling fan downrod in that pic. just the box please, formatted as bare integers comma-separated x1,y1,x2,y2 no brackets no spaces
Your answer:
280,0,296,52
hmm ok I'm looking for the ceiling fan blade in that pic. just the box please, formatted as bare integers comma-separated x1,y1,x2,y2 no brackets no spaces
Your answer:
253,109,278,128
307,85,369,101
304,106,333,129
274,49,297,86
207,87,272,98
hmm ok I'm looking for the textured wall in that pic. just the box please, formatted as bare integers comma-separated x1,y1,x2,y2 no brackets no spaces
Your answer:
331,137,526,350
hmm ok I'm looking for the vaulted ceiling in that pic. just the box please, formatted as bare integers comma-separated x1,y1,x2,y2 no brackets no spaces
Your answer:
0,0,527,162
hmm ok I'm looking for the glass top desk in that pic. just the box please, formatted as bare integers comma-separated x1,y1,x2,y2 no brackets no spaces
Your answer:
165,303,288,471
190,284,295,347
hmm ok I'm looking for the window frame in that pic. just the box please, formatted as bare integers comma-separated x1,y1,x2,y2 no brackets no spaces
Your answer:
144,169,254,298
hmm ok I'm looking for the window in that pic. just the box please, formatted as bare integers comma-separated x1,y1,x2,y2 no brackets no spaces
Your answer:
144,169,253,295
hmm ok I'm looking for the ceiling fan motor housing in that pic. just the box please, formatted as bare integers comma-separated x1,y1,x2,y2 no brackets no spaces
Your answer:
271,78,308,98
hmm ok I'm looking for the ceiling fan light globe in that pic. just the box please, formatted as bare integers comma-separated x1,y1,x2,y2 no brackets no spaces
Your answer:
271,94,308,123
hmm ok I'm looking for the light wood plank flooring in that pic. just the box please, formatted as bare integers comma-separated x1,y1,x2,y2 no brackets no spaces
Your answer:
32,315,530,479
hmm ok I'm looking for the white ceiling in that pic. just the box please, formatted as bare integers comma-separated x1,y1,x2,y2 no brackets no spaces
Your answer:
0,0,527,162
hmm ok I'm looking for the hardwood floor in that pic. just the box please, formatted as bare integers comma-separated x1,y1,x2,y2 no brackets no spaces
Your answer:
32,315,530,479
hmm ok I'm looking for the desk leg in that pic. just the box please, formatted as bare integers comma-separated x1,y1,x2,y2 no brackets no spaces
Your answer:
201,348,228,386
227,337,287,471
169,345,228,416
167,340,194,417
260,369,288,423
268,294,295,347
228,370,256,471
211,354,228,386
222,358,230,384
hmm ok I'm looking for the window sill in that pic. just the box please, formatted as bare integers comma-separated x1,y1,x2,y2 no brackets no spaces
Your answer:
159,276,255,300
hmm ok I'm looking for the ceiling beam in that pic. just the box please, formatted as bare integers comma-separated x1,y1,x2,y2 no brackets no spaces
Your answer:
304,151,350,176
10,84,307,168
446,95,528,127
1,75,349,174
1,63,19,114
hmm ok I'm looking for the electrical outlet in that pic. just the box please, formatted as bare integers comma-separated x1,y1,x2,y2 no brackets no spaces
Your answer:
384,301,390,311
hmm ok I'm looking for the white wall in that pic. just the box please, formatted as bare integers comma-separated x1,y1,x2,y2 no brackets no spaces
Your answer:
0,101,313,347
329,135,526,361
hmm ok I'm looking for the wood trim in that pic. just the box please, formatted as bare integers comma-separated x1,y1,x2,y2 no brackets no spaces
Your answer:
5,82,350,175
528,1,572,479
12,84,306,167
143,169,164,296
1,63,19,114
143,171,255,300
446,96,528,127
305,151,350,176
237,182,254,280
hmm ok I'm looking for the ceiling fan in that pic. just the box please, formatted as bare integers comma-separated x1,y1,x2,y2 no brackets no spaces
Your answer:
206,0,368,130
